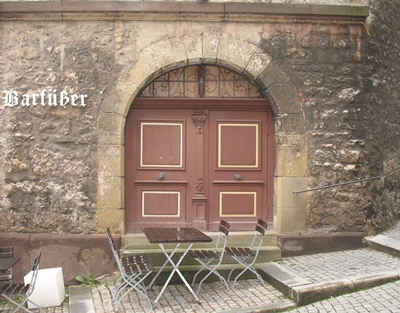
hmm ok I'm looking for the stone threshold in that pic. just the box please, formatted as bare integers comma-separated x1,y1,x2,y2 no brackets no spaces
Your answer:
278,232,366,257
260,262,400,306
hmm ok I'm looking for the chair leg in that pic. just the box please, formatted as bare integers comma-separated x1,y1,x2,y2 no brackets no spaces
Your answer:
197,267,230,293
227,263,241,283
229,260,265,289
113,272,153,311
194,260,230,294
26,299,44,313
191,265,205,287
1,294,43,313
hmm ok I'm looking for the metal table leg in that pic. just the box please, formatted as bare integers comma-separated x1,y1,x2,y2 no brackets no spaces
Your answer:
153,242,199,304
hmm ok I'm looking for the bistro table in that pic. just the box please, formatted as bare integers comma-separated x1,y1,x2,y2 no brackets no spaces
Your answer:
142,227,212,304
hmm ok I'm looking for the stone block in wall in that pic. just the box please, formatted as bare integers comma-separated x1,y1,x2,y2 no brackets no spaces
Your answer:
97,208,125,234
97,113,126,137
257,61,291,91
275,135,308,177
275,114,307,133
274,206,307,234
98,144,124,177
274,177,308,234
218,33,261,75
275,177,308,209
170,34,202,66
202,32,221,64
243,52,272,80
267,84,303,115
278,232,365,257
98,134,124,146
132,40,176,84
0,233,121,285
101,88,136,117
97,176,124,210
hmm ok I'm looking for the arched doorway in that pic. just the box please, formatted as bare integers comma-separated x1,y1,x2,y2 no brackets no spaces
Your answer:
125,64,275,233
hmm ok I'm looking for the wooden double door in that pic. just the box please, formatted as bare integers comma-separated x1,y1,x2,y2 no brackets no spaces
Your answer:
125,101,275,232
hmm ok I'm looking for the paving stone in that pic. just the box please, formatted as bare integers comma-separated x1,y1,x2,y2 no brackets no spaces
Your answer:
25,221,400,313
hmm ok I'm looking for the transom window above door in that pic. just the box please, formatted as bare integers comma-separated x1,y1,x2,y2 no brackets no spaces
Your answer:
139,64,262,98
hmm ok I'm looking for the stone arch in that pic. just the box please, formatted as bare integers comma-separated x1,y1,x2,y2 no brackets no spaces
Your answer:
97,33,307,234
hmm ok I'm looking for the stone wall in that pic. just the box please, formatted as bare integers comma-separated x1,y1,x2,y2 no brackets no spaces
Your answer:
258,20,369,233
0,0,399,237
0,233,120,284
0,20,102,233
303,0,400,235
300,0,400,235
360,0,400,235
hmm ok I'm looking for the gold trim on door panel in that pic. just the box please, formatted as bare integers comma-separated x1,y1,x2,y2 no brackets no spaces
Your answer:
140,122,183,168
218,123,259,168
219,191,257,217
142,191,181,217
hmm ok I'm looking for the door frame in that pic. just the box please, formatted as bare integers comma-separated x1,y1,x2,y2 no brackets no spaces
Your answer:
125,98,275,232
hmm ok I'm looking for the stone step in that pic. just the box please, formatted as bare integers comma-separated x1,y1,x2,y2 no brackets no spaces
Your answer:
68,286,95,313
122,230,281,281
122,230,281,267
123,230,278,249
365,234,400,257
259,263,400,306
278,232,366,257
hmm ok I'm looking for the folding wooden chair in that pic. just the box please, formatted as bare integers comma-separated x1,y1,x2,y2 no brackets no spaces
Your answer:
189,220,231,294
0,246,14,284
107,228,154,311
225,219,267,289
0,253,43,313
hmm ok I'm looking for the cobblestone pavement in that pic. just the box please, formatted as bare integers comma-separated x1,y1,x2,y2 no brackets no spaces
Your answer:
8,221,400,313
0,302,69,312
277,248,400,284
91,279,292,313
379,220,400,240
282,279,400,313
279,222,400,312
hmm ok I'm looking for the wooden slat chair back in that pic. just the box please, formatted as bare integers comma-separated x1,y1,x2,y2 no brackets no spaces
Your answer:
0,252,43,313
106,228,154,311
0,246,14,284
225,219,268,289
189,220,231,294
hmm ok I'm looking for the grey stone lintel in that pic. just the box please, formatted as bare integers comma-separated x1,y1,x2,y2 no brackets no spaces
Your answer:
0,1,370,20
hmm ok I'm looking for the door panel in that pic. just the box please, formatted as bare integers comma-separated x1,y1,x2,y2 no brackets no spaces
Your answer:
207,110,272,231
125,109,195,232
140,123,183,168
219,123,259,168
219,191,259,216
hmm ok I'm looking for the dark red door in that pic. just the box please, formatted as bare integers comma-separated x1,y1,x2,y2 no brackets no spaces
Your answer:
125,103,274,232
205,110,274,231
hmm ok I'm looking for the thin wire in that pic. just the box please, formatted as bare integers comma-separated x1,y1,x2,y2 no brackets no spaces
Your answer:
293,165,400,194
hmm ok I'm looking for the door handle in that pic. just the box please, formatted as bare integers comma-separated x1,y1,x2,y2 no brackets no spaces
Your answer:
234,173,242,181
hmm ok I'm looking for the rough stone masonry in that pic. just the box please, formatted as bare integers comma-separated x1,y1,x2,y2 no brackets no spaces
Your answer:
0,0,399,238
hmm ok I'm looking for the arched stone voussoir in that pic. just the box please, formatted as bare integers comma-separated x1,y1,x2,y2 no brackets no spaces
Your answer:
267,84,305,118
201,32,221,65
97,112,126,138
243,52,272,82
256,61,292,92
218,34,264,75
124,40,177,92
170,35,203,68
101,82,139,117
